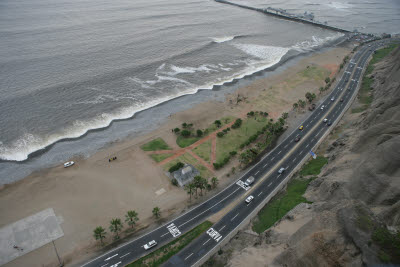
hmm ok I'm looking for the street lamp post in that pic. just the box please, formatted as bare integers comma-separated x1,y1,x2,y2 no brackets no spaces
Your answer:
52,240,63,267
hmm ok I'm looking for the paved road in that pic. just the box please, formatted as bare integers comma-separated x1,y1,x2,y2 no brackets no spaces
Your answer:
81,39,392,267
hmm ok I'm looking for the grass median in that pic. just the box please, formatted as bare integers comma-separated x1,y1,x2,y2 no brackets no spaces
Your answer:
127,220,213,267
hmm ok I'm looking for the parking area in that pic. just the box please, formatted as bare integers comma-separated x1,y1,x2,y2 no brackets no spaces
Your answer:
0,208,64,266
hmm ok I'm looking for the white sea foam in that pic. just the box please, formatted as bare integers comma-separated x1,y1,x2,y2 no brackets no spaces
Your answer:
211,36,235,43
292,33,344,52
327,1,353,10
0,44,292,162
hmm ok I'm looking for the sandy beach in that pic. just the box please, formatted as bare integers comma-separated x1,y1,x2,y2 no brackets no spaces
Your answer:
0,45,352,267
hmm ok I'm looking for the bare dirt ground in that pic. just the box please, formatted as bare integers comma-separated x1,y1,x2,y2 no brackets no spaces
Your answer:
0,46,351,267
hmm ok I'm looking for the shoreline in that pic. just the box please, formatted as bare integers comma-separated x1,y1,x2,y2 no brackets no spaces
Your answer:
0,36,348,186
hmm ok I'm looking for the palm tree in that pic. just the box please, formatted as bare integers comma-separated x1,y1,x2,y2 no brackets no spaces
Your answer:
93,226,106,245
152,207,161,219
185,183,195,201
194,176,203,196
109,218,123,240
125,210,139,228
211,177,219,189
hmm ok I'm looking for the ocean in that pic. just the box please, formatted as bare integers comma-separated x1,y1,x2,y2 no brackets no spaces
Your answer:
0,0,398,184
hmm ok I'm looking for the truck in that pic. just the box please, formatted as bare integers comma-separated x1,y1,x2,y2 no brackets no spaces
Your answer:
244,176,255,187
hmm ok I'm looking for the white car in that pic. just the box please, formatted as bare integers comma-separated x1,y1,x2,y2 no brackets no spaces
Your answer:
323,118,328,123
331,97,335,101
245,195,254,204
320,105,325,110
63,161,75,168
144,240,157,250
278,167,285,174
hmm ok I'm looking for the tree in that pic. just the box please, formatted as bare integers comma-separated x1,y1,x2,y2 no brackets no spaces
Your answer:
196,129,203,137
181,129,191,137
214,120,222,128
125,210,139,228
194,176,207,196
305,92,312,103
109,218,123,240
173,128,180,134
217,132,224,138
211,177,219,188
152,207,161,219
93,226,107,244
182,122,188,128
185,183,195,201
298,99,306,109
319,86,324,94
282,112,288,119
293,102,298,110
325,77,331,84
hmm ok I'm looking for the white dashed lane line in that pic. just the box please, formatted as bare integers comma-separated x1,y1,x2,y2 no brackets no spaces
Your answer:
271,157,275,161
185,253,194,261
268,182,272,187
120,252,130,258
278,151,281,155
255,171,260,175
219,225,226,231
203,239,211,246
292,157,297,163
161,232,169,237
231,213,239,221
258,191,263,197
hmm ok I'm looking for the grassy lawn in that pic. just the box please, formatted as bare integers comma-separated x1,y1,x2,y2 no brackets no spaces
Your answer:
299,156,328,176
127,221,213,267
216,116,268,164
163,152,211,178
252,178,314,234
354,44,398,113
176,136,200,148
141,138,171,151
298,65,330,81
150,153,173,163
204,116,235,134
193,140,211,163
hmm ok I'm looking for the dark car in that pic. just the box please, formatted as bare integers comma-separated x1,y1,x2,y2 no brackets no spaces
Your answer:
294,136,301,142
340,98,344,102
327,121,332,126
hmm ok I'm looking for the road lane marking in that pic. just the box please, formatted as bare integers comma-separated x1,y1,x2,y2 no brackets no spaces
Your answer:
258,191,263,197
178,187,240,228
270,157,275,161
160,232,169,237
185,253,193,261
264,163,268,168
167,223,181,238
219,225,226,231
299,150,303,154
105,254,118,261
306,144,309,148
278,150,281,155
120,252,130,258
207,228,222,242
277,174,281,178
255,171,260,175
292,157,297,163
203,239,211,246
268,182,272,187
101,264,108,267
231,213,239,221
284,144,288,148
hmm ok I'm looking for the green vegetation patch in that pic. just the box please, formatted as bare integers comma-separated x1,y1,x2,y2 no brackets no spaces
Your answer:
176,136,200,148
150,153,173,163
163,153,211,178
355,43,398,112
204,116,235,134
193,140,211,163
299,156,328,176
372,227,400,264
252,178,314,234
216,116,268,164
127,220,213,267
298,65,330,81
141,138,171,151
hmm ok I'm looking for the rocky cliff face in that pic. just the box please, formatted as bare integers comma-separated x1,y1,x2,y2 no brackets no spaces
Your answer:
206,46,400,267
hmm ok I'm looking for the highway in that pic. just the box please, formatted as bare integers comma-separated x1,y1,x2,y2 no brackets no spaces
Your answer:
81,39,391,267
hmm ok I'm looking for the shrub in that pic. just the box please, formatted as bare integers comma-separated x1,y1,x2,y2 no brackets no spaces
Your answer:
171,178,178,186
181,129,191,137
229,151,237,156
214,120,221,128
213,163,221,169
173,128,180,133
247,111,255,117
217,132,224,138
231,118,242,129
169,162,184,173
196,129,203,137
325,77,331,84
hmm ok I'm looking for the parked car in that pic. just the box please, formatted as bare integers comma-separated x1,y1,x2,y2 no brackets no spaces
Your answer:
64,161,75,168
278,167,285,174
245,195,254,204
144,240,157,250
